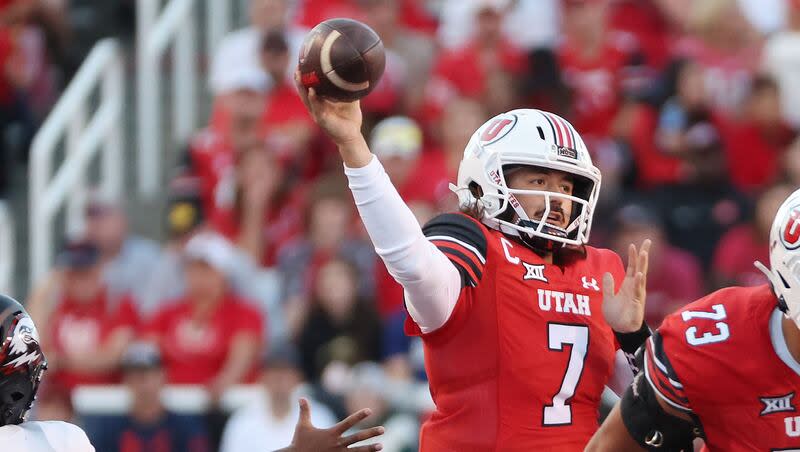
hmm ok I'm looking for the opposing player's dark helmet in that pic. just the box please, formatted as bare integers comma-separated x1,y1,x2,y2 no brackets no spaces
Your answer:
0,294,47,426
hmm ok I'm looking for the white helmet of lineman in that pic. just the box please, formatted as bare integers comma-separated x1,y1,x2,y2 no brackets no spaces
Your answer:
451,109,601,249
756,187,800,327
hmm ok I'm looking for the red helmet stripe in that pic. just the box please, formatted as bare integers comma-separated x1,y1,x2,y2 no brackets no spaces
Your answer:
562,118,576,149
544,112,565,146
540,111,559,145
560,116,575,148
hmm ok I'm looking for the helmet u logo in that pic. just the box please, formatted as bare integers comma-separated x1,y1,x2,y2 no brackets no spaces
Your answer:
480,118,514,144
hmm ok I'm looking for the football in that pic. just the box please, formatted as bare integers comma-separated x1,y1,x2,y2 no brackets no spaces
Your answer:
298,18,386,102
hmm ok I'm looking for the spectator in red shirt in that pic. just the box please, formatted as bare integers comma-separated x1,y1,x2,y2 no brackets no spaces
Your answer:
294,0,365,29
423,1,525,123
360,0,435,114
259,30,314,169
403,97,488,212
676,0,761,114
609,203,704,327
41,240,140,391
421,97,487,211
210,140,305,268
558,0,630,140
608,0,678,70
711,183,796,289
148,232,264,396
185,71,267,215
720,75,796,192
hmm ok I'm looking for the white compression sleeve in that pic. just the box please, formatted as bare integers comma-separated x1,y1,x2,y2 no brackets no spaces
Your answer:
344,155,462,333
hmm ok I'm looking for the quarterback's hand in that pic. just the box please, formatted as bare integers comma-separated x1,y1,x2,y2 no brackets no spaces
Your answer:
295,71,363,147
602,240,651,333
287,398,384,452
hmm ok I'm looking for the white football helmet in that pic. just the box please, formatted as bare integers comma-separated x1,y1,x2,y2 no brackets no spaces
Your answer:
756,187,800,328
450,109,601,248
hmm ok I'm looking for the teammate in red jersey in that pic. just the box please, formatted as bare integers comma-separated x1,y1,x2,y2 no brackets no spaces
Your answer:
296,77,651,450
587,187,800,451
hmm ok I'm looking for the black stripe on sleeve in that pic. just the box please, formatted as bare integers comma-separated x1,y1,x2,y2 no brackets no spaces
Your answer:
423,213,488,288
422,213,487,259
652,331,683,385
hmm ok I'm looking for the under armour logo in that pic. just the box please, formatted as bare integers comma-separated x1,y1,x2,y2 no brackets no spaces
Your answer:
761,393,796,416
582,276,599,291
645,430,664,447
523,262,548,283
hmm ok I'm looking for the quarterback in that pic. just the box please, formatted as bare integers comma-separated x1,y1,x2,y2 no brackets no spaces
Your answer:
586,187,800,451
297,77,651,450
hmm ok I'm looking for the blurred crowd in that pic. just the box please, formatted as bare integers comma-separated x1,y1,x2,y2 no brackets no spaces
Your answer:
0,0,73,196
12,0,800,450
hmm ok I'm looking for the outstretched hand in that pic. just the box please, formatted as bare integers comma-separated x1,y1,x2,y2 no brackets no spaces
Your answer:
288,398,384,452
602,240,651,333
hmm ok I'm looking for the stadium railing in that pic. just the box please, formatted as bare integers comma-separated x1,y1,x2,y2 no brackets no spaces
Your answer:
0,201,13,296
29,39,125,286
136,0,236,197
73,384,263,416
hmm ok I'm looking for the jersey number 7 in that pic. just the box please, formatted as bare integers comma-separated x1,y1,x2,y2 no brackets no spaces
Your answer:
543,323,589,426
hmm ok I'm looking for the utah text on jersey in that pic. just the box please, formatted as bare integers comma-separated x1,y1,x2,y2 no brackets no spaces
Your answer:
500,237,600,316
501,236,595,318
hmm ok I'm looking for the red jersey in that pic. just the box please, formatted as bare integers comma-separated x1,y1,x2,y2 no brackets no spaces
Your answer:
406,213,627,451
423,41,526,123
558,38,628,140
675,37,760,114
0,28,16,105
210,187,307,268
262,82,314,139
720,119,795,192
186,127,235,215
148,295,264,385
712,225,770,287
608,0,675,69
644,284,800,450
49,292,139,390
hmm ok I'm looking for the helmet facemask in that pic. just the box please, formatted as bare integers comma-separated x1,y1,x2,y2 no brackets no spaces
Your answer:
0,366,46,425
451,109,601,251
460,150,599,249
0,312,47,426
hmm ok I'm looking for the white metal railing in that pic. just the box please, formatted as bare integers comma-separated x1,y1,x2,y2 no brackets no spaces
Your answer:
29,39,124,286
73,384,263,415
0,202,13,296
138,0,240,197
137,0,196,197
